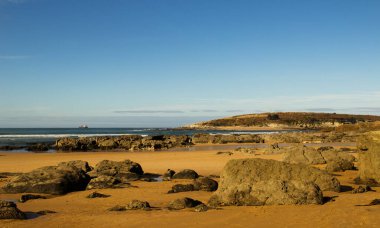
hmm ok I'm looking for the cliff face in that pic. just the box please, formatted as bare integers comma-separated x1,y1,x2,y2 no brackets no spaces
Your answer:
185,112,380,130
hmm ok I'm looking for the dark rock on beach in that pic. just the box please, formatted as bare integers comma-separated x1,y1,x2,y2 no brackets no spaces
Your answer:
0,200,26,220
87,192,111,198
89,159,144,180
193,177,218,192
357,135,380,185
168,184,195,194
352,185,372,194
172,169,199,179
168,197,203,210
126,200,151,210
19,194,46,203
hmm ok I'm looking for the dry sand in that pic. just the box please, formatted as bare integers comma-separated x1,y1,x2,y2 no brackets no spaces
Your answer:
1,146,380,228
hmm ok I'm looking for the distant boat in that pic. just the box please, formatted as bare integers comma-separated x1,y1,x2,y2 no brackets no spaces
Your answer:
78,124,88,129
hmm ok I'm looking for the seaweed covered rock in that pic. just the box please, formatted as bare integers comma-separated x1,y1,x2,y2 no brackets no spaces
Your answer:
209,158,340,206
193,177,218,192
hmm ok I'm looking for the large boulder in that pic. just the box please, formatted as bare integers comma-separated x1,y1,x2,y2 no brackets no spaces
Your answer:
325,159,355,172
357,134,380,185
209,158,340,206
86,176,126,189
0,201,26,220
89,160,143,181
1,164,90,195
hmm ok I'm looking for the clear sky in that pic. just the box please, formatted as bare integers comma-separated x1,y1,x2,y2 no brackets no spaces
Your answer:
0,0,379,127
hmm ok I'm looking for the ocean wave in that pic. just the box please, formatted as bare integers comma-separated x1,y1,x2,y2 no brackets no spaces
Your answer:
0,133,135,138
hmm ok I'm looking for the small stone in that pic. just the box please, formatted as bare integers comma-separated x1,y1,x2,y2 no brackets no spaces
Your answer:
168,197,203,210
168,184,195,193
126,200,151,210
108,205,126,211
194,204,208,212
352,185,372,194
86,192,110,198
19,194,46,203
0,200,26,220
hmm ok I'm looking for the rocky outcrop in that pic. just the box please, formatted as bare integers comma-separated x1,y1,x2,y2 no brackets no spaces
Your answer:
192,134,264,144
58,160,93,173
56,135,192,151
357,134,380,185
1,162,91,195
209,158,340,206
0,201,26,220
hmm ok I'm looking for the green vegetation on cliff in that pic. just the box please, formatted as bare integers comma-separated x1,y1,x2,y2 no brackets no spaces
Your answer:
188,112,380,129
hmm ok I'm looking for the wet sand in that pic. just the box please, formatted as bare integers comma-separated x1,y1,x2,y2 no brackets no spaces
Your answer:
1,145,380,228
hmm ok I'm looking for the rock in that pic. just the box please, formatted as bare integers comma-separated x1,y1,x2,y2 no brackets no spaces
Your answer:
87,192,110,198
368,199,380,206
317,146,335,152
283,145,326,165
163,169,176,180
194,204,208,212
283,144,356,165
192,134,264,144
86,176,126,189
172,169,199,179
89,160,144,181
0,200,26,220
216,151,233,155
19,194,46,203
193,177,218,191
26,143,50,152
126,200,151,210
168,197,203,210
36,210,57,215
108,205,126,211
357,135,380,185
263,143,282,155
234,147,258,155
325,159,355,172
58,160,93,173
352,185,372,194
208,158,340,206
1,164,90,195
168,184,195,193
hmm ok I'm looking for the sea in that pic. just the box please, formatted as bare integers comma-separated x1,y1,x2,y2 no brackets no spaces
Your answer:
0,128,288,147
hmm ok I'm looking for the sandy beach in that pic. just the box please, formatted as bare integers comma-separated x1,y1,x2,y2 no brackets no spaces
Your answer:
1,145,380,228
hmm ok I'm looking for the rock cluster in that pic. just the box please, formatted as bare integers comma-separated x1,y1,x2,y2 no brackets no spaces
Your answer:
283,144,356,172
209,158,340,206
192,134,264,144
1,159,144,194
56,135,193,151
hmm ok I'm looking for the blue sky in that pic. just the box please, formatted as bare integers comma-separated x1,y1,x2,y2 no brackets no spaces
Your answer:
0,0,379,127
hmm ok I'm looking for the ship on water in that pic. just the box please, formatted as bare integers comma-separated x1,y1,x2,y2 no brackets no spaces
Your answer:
78,124,88,129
